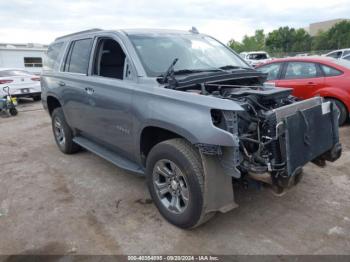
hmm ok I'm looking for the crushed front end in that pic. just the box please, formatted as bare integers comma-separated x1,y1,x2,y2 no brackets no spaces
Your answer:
169,70,342,193
210,86,342,192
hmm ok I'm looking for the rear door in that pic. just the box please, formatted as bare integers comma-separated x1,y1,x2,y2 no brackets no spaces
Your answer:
277,61,324,99
59,38,94,131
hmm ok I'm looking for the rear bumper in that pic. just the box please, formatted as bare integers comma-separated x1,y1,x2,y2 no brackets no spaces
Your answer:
10,92,41,98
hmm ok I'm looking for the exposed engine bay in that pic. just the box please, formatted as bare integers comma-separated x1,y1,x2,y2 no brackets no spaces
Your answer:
172,75,342,193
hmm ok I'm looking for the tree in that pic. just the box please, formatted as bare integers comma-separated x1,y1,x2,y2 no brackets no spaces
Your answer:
326,21,350,49
228,39,244,53
228,30,266,53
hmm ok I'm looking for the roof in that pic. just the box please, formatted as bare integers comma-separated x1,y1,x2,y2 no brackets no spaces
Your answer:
256,56,350,70
326,48,350,53
263,56,337,63
54,28,199,41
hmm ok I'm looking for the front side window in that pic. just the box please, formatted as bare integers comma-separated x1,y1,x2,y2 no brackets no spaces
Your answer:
284,62,317,79
24,57,42,68
64,38,93,74
92,38,126,80
320,64,343,77
256,63,281,80
129,34,249,77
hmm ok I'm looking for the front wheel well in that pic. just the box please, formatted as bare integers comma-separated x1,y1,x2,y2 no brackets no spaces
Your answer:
47,96,62,116
140,126,185,166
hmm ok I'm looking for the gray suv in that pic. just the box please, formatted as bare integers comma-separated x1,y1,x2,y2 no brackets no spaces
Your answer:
41,28,342,228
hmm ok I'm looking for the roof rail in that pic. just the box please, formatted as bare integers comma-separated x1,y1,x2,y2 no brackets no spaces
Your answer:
55,28,103,41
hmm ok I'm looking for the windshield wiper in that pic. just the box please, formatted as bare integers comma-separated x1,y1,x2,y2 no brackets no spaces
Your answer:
173,69,223,75
161,58,179,84
219,65,251,70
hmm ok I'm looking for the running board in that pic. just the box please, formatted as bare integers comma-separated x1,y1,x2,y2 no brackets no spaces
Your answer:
73,136,145,176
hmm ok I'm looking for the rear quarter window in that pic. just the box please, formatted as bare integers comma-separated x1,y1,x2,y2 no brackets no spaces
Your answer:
44,42,64,70
320,64,343,77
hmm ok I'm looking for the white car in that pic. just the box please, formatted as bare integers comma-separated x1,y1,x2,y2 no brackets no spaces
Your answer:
0,68,41,100
240,51,272,67
325,48,350,59
342,54,350,61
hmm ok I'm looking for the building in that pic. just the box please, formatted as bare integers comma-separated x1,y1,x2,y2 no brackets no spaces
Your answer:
307,18,350,36
0,43,48,74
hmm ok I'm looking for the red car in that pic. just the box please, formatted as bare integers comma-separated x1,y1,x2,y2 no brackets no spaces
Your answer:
256,56,350,125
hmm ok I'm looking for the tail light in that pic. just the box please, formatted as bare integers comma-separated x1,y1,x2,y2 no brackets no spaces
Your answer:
0,79,13,84
31,77,41,81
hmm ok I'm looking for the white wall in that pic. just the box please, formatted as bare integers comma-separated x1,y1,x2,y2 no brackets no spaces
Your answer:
0,49,46,74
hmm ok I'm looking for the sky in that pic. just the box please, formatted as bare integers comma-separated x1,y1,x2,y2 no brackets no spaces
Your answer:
0,0,349,45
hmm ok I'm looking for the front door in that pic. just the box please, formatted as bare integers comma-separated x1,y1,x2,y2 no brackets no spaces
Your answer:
83,36,136,159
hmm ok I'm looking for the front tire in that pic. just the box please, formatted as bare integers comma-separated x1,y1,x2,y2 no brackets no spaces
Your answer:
146,138,213,229
51,107,80,154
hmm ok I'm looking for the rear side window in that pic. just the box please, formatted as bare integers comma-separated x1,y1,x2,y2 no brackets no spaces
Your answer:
320,64,343,77
64,38,93,74
44,42,64,70
256,63,282,80
284,62,317,79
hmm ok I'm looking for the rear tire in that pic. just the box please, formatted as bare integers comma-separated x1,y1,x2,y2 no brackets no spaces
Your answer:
326,98,348,126
51,107,80,154
146,138,214,229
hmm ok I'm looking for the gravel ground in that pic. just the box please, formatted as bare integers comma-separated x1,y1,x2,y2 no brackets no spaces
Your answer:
0,100,349,255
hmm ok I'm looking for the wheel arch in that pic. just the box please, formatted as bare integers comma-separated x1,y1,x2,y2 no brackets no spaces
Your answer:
314,88,350,112
47,95,62,116
139,125,193,166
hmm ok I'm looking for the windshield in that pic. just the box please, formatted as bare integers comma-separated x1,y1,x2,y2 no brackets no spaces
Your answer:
129,34,249,77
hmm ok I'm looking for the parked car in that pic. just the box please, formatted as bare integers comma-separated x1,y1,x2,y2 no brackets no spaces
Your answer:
325,48,350,59
240,51,271,67
0,68,41,100
256,56,350,125
343,54,350,61
41,29,341,228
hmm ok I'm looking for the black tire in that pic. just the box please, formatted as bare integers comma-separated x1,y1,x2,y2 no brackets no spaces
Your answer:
326,98,348,126
33,95,41,101
146,138,213,229
9,107,18,116
51,107,80,154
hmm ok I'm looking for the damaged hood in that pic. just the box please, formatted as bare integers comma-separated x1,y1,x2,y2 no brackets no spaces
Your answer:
161,69,267,89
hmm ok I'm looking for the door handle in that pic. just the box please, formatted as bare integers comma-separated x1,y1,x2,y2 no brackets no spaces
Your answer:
307,82,316,86
58,81,65,86
85,87,94,95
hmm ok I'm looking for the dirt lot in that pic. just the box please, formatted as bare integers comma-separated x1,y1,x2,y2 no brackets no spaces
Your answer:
0,100,349,255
